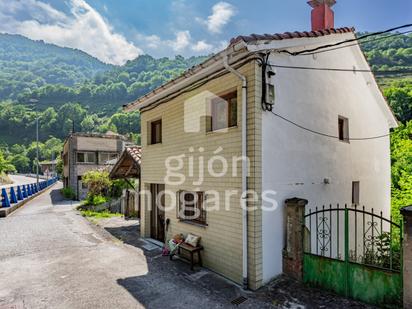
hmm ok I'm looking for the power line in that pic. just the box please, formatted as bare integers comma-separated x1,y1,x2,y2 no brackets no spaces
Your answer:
268,63,372,72
296,30,412,56
278,24,412,56
270,111,391,141
267,63,412,75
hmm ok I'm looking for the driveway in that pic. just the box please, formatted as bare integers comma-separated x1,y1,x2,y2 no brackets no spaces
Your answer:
0,183,375,309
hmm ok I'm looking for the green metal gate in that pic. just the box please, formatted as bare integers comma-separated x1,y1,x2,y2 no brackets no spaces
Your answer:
303,204,403,307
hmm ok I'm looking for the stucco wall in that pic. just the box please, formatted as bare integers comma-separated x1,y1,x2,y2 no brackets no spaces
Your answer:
261,38,394,283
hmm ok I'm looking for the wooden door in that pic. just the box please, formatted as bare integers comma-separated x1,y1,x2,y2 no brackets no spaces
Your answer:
150,184,165,242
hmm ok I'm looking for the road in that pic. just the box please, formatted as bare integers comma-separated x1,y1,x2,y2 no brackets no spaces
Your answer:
0,183,371,309
0,174,39,189
0,182,258,309
0,182,152,309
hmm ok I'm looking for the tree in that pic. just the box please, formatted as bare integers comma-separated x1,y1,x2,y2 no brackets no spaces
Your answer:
0,150,16,173
9,154,30,173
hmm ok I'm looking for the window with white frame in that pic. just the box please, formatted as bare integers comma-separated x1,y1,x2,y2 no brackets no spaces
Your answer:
338,116,349,142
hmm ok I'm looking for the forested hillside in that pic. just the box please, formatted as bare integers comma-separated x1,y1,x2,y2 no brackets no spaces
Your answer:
0,34,112,100
0,32,411,185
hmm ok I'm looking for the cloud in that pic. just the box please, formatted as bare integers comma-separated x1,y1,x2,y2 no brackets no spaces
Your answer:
169,31,191,51
198,2,236,34
0,0,141,65
192,40,213,52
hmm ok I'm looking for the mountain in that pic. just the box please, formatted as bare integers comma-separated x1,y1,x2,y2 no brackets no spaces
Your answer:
0,34,112,100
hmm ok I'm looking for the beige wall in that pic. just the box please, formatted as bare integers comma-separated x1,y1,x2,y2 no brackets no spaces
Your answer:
140,60,263,288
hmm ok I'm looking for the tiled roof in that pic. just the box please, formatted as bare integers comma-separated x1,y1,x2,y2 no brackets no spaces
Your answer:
125,146,142,164
229,27,355,46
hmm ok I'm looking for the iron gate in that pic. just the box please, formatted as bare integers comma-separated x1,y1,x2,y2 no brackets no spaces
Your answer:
303,204,403,307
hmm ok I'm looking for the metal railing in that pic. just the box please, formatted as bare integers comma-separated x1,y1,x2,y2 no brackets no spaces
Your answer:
1,177,59,208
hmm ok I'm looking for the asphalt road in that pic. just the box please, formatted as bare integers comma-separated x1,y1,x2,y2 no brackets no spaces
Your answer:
0,183,257,309
0,182,152,309
0,182,373,309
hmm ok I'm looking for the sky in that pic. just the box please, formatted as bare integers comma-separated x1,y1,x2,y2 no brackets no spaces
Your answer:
0,0,411,65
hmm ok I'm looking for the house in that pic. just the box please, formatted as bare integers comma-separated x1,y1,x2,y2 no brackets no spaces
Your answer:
39,159,57,177
124,0,397,290
62,132,129,199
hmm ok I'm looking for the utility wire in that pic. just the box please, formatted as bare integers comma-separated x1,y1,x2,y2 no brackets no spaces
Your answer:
297,30,412,56
268,63,372,72
278,24,412,56
270,111,391,141
267,63,412,75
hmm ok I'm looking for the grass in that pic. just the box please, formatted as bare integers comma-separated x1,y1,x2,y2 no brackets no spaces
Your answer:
80,209,123,219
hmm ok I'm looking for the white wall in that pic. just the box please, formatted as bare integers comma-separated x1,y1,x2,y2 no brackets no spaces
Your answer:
261,36,395,283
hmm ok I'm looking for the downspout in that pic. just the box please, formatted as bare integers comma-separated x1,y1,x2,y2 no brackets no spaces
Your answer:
223,54,248,289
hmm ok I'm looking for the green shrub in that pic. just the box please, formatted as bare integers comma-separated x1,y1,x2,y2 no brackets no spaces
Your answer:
82,170,111,197
81,194,109,206
80,209,122,219
61,187,75,199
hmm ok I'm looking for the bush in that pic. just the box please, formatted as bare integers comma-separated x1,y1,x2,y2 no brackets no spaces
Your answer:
82,170,111,197
84,194,109,206
61,187,75,199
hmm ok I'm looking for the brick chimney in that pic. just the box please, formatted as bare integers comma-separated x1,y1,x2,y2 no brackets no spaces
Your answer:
308,0,336,31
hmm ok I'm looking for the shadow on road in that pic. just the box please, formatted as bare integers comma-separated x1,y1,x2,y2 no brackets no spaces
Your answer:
50,188,68,206
104,223,141,248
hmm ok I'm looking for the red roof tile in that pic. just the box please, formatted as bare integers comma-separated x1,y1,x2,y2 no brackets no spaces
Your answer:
125,146,141,164
229,27,355,46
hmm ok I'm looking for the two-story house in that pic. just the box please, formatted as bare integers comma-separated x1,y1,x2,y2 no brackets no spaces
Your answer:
62,132,128,199
124,1,397,290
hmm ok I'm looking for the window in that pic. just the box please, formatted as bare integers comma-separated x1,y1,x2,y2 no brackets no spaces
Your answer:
177,191,206,225
99,152,118,164
338,116,349,142
150,119,162,144
352,181,360,205
210,92,237,131
76,152,96,164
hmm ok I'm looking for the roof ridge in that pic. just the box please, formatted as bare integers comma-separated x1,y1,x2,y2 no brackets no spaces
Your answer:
229,27,355,45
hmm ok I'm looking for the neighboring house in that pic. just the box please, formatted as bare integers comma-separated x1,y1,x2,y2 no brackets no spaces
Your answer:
124,1,397,290
39,159,57,177
62,132,128,199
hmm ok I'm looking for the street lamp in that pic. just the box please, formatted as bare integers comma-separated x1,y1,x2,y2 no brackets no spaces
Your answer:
29,99,39,188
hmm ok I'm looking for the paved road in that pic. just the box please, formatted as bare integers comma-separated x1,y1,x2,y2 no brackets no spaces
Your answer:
0,182,152,309
0,183,259,309
0,183,373,309
0,174,39,189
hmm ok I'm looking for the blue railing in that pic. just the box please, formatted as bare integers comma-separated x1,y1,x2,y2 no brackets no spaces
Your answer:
1,177,58,208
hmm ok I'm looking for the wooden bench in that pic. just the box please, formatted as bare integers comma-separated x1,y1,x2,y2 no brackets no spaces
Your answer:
170,242,204,270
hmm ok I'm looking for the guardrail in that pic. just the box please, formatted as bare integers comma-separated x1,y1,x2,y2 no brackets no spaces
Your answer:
1,177,59,209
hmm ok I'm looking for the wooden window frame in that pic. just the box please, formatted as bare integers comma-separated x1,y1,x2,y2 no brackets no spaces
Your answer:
209,91,237,132
150,119,162,145
177,190,207,226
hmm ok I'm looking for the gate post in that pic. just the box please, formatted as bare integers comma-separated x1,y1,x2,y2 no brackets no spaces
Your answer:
401,206,412,308
283,197,308,280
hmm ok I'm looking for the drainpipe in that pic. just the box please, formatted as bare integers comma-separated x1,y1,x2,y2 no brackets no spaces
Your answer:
223,54,248,289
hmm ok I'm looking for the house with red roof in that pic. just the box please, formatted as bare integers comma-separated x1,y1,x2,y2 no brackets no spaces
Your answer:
125,0,397,289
